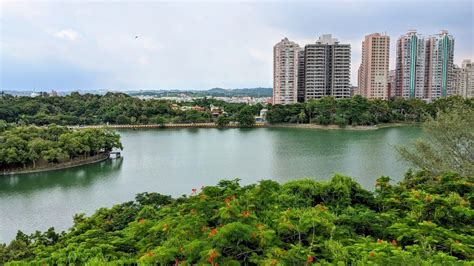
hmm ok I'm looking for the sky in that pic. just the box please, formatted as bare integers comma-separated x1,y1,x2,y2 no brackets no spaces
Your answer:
0,0,473,91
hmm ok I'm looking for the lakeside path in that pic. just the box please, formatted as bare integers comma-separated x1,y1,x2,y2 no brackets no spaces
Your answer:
68,122,419,130
1,153,110,176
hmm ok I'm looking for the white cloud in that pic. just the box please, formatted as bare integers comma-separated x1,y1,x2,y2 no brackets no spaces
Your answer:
138,56,150,65
54,29,79,41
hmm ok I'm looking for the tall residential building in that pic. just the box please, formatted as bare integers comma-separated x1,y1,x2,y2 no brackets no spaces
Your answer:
452,64,463,95
424,30,455,99
273,38,301,105
457,59,474,98
358,33,390,99
304,34,351,100
395,30,426,99
388,70,396,98
297,50,306,102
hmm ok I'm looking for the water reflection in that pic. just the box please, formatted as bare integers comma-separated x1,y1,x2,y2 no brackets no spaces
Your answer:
0,158,123,195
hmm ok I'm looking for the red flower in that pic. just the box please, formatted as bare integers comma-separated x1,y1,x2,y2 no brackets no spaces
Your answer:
425,194,432,202
242,210,251,217
391,239,397,246
307,255,314,263
208,250,219,264
208,228,218,238
369,252,375,257
191,188,197,194
146,251,155,257
377,239,382,244
138,218,145,224
225,197,231,208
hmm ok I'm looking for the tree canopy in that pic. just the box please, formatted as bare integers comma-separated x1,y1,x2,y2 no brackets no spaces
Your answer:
0,171,472,265
0,125,122,170
397,100,474,177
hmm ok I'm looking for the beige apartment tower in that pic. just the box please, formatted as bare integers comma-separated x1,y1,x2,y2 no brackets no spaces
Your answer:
273,38,301,104
358,33,390,99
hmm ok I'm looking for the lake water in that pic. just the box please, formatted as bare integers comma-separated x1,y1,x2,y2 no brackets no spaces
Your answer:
0,126,421,242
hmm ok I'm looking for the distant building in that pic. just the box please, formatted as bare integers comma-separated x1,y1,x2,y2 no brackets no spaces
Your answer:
358,33,390,99
395,30,426,99
255,108,268,122
273,38,301,105
304,34,351,100
424,30,455,99
210,104,224,116
456,59,474,98
350,86,360,97
191,106,206,112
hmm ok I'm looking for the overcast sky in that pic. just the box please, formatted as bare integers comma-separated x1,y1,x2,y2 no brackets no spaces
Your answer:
1,0,473,91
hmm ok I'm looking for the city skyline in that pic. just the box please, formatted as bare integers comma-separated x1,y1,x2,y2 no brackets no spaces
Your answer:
1,0,473,91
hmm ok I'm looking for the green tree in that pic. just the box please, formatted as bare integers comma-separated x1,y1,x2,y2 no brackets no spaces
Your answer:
397,103,474,176
216,115,230,127
236,106,255,127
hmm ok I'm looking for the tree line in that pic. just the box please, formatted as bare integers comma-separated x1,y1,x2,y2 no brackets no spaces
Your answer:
2,92,471,128
0,125,122,171
0,92,262,127
266,95,474,126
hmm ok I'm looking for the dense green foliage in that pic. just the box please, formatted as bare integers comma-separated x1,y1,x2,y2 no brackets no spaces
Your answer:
2,92,472,128
398,103,474,177
0,125,122,170
1,172,472,265
0,93,262,126
267,95,473,126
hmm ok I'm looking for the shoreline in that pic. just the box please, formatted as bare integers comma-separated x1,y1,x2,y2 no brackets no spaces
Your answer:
68,122,419,130
0,153,110,176
269,122,420,131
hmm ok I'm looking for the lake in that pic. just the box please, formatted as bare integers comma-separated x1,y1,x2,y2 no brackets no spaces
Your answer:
0,126,421,242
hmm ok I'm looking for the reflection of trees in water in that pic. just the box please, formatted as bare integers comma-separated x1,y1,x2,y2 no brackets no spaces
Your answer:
0,158,123,194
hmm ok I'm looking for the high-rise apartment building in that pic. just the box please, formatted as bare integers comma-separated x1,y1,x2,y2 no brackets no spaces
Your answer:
424,30,455,99
273,38,301,105
297,50,306,102
304,34,351,100
456,59,474,98
395,30,426,99
358,33,390,99
388,70,396,98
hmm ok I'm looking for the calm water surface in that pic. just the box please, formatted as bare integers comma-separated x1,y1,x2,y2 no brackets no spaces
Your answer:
0,126,421,242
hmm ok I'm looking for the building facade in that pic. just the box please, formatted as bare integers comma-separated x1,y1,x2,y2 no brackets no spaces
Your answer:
297,50,306,102
358,33,390,99
424,30,455,100
456,60,474,98
388,70,396,98
304,34,351,100
273,38,301,105
395,30,426,99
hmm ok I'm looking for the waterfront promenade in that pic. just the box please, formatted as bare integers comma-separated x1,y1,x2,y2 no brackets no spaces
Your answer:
68,122,268,129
